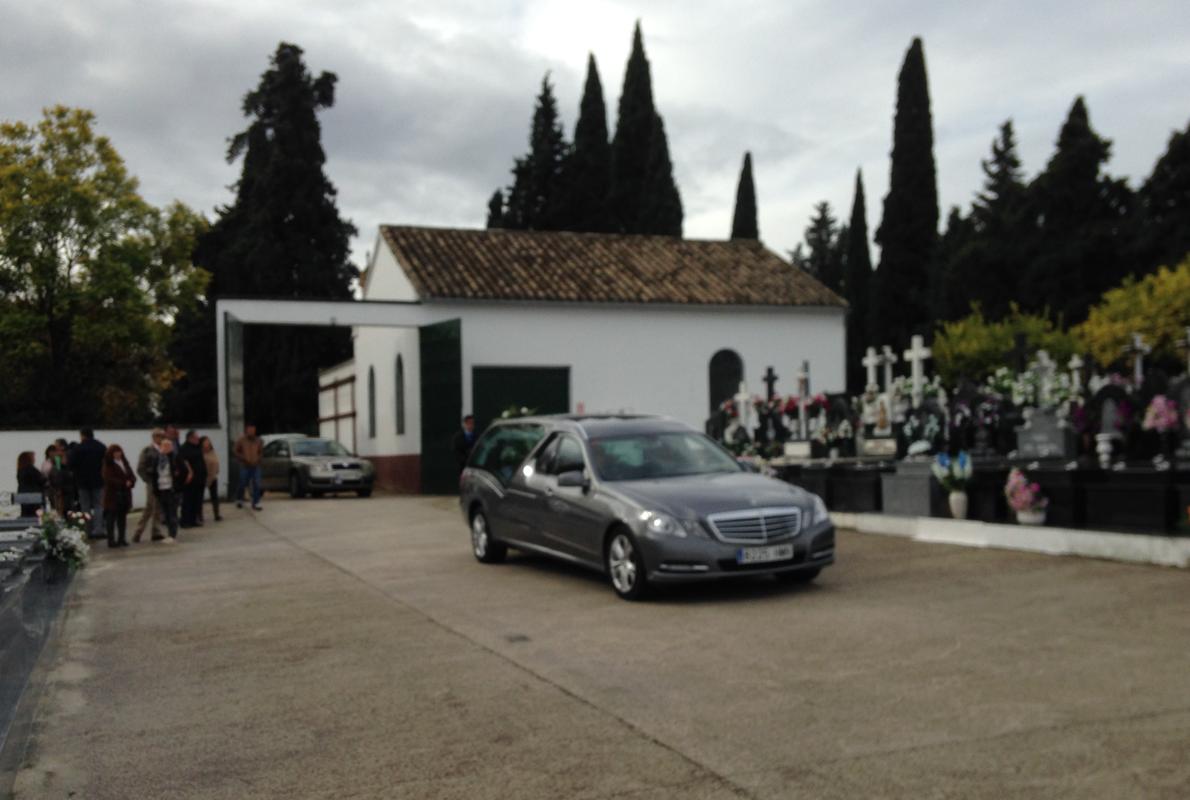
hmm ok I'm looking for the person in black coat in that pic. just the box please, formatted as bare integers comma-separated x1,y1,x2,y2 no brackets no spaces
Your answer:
16,451,46,518
68,429,106,538
178,430,208,529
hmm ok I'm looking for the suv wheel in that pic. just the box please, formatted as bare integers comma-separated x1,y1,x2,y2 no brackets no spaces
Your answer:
606,529,648,601
471,511,506,563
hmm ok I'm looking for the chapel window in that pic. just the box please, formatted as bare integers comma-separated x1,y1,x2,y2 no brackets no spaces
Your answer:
368,366,376,439
395,355,406,435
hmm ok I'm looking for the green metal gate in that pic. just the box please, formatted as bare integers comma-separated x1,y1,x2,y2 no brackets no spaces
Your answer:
419,319,462,494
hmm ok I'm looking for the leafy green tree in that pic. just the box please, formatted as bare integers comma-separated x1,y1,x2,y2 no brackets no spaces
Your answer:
637,112,683,236
485,189,505,229
1025,96,1134,323
1137,120,1190,274
609,22,683,235
843,170,873,392
165,43,356,430
1073,257,1190,368
503,75,569,231
730,152,758,240
874,37,939,349
0,106,207,425
561,54,613,232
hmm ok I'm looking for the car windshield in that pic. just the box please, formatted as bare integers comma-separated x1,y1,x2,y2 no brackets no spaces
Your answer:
292,439,351,457
588,432,741,481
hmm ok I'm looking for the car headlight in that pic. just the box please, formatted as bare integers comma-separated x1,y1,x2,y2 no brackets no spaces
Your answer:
810,494,830,525
638,510,687,537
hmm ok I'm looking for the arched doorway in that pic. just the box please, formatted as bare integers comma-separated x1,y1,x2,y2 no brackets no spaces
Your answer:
708,349,744,413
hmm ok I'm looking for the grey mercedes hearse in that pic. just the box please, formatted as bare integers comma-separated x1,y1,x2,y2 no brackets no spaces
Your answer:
459,415,835,600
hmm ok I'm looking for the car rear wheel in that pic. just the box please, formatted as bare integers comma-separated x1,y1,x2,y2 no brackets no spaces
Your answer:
288,472,306,499
471,511,506,563
606,529,648,601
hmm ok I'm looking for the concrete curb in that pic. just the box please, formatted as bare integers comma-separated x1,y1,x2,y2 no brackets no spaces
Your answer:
831,512,1190,569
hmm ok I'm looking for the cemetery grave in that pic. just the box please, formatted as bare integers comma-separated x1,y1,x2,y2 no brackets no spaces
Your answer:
709,332,1190,536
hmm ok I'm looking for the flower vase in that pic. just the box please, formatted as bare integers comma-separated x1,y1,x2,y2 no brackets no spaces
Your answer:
1016,509,1046,526
948,491,968,520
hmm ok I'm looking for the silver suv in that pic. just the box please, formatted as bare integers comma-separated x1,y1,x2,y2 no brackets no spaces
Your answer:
459,415,834,600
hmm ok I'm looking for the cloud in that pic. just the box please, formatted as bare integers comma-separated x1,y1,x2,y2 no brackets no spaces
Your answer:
1,0,1187,268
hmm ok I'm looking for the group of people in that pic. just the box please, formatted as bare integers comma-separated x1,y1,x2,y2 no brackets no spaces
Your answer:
15,425,227,548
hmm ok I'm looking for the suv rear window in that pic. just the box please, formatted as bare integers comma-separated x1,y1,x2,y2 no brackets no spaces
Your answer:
469,424,546,485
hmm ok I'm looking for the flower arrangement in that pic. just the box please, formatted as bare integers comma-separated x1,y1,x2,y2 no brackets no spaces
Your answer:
30,510,91,570
931,451,973,492
1004,468,1048,513
499,405,536,420
1141,395,1179,433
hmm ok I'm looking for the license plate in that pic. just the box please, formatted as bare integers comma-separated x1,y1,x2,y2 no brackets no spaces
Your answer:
736,544,794,565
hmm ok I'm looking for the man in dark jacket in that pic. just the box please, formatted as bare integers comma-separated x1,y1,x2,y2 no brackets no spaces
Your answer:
69,428,106,539
452,415,477,473
178,430,208,528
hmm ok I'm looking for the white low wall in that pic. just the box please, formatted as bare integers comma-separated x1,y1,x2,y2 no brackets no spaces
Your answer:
832,512,1190,569
0,427,225,511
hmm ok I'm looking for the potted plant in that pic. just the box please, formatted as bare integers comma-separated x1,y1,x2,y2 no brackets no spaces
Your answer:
31,510,91,582
931,451,973,519
1004,468,1049,525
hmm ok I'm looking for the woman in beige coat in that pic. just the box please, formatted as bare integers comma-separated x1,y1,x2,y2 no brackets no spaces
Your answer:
200,436,222,522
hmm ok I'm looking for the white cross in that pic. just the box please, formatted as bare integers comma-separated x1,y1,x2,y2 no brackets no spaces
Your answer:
794,365,809,440
733,381,752,433
879,345,898,394
1034,350,1056,405
1068,354,1085,396
903,335,932,409
862,347,881,392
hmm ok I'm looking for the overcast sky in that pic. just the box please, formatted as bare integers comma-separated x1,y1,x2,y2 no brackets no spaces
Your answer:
3,1,1188,269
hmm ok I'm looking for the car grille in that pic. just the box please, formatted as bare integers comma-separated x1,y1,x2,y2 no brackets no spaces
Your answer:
706,507,802,543
330,462,361,470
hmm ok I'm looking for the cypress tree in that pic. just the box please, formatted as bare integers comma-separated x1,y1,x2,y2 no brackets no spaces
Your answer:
637,112,683,236
933,206,977,320
1027,97,1134,321
843,170,873,393
874,37,939,349
165,42,356,429
801,201,843,291
503,75,568,231
1137,120,1190,273
561,54,613,232
486,189,505,229
730,152,759,240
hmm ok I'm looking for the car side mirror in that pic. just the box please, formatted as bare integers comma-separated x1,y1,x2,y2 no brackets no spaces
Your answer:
557,470,589,490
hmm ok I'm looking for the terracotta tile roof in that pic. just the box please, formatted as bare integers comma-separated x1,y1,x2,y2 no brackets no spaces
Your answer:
379,226,846,308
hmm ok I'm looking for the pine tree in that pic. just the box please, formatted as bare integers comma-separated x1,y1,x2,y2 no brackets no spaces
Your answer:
486,190,505,229
165,42,356,429
843,170,874,393
637,112,683,236
503,75,569,231
874,37,939,350
798,202,843,291
933,206,977,320
609,22,682,235
1027,97,1134,322
561,54,613,232
730,152,758,240
1137,120,1190,273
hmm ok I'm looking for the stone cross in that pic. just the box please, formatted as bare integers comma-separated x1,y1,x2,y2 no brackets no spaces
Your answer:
1011,332,1029,373
879,346,898,394
733,381,752,433
1068,354,1085,396
795,363,810,440
862,347,881,391
762,366,779,401
1177,326,1190,376
903,335,932,409
1121,332,1151,385
1034,350,1056,405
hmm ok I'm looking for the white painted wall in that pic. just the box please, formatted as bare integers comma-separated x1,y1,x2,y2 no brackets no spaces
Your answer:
443,302,846,432
0,427,225,511
363,232,420,302
352,326,421,457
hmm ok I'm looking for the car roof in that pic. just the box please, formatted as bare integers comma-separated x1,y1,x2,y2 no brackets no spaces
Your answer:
493,414,693,439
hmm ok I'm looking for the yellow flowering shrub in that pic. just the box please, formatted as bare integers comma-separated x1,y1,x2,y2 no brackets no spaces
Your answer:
932,305,1078,384
1073,257,1190,367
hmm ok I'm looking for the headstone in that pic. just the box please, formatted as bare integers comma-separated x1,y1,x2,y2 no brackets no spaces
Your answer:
1068,354,1085,396
903,335,932,409
762,366,779,400
732,381,752,437
1015,407,1074,459
1033,350,1056,406
880,346,898,394
795,363,810,441
862,347,881,391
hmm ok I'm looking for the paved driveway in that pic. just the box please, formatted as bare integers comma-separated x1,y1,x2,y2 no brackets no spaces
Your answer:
13,496,1190,799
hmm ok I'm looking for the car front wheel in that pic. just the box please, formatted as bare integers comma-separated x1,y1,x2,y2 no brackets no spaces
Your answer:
606,529,648,601
471,511,507,563
288,472,306,499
